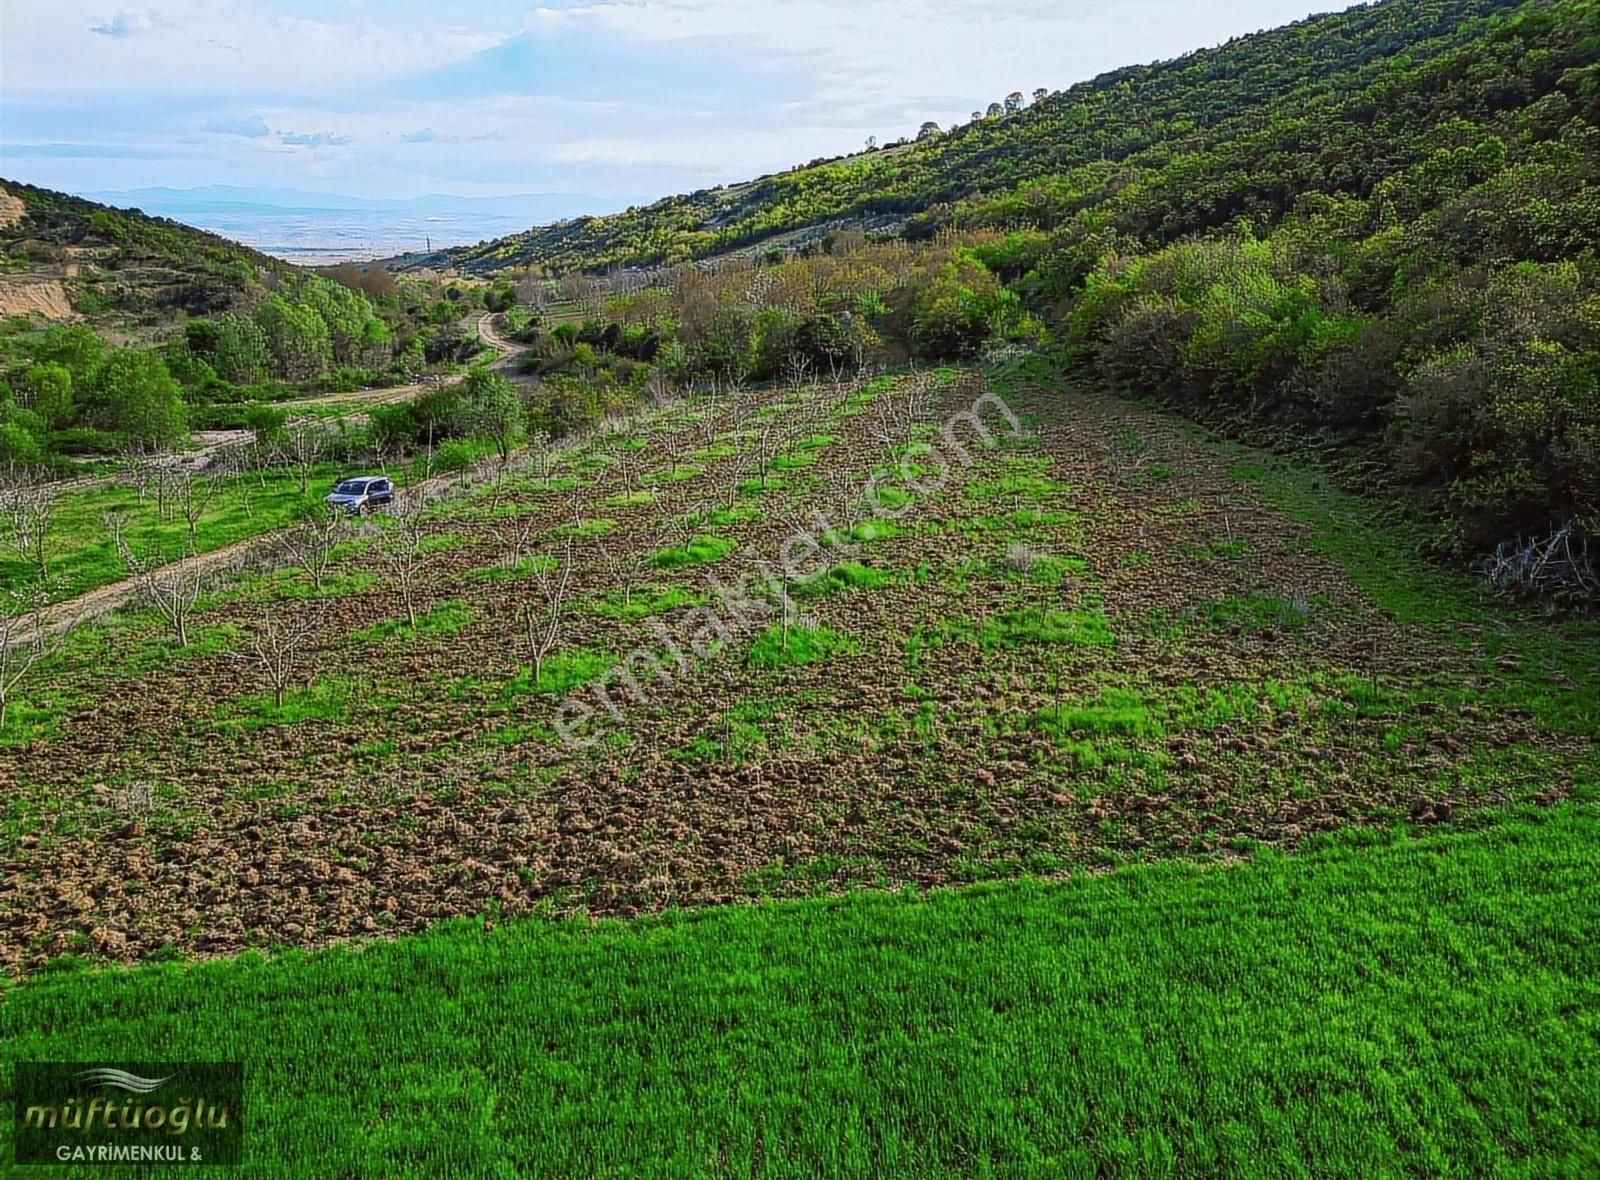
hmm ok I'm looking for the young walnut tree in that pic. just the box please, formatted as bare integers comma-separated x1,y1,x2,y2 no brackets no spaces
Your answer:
280,505,348,594
279,418,327,497
171,469,222,549
109,518,206,648
0,591,72,733
232,608,320,709
374,503,429,630
521,537,573,685
0,471,57,582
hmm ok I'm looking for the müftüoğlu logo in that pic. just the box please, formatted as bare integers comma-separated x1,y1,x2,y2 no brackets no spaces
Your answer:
13,1061,244,1167
76,1068,175,1093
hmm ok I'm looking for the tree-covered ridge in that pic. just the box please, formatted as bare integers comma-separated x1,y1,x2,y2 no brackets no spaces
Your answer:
400,0,1526,276
1023,0,1600,581
0,182,493,464
0,180,285,321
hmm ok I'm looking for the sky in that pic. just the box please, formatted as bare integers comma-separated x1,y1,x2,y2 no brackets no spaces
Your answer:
1,0,1341,209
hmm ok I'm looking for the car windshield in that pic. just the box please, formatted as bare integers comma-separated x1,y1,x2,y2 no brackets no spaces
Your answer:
333,480,369,496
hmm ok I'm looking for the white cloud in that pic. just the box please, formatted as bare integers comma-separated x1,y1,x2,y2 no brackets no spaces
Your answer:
540,0,1327,117
90,7,165,37
202,113,270,138
279,130,353,148
5,2,502,95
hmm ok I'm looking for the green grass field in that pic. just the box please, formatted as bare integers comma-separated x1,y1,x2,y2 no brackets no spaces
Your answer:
2,464,348,608
3,806,1595,1178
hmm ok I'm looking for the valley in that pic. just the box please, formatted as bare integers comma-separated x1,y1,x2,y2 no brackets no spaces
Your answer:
1,0,1597,1173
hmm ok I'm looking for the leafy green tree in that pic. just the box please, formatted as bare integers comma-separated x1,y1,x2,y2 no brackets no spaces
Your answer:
257,295,334,381
244,404,289,448
461,367,526,467
28,324,105,383
88,350,187,450
0,416,44,467
22,363,73,429
211,314,270,384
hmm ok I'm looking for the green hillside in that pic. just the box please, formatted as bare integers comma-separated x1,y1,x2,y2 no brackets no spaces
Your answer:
399,0,1529,275
0,179,284,323
399,0,1599,590
0,181,493,470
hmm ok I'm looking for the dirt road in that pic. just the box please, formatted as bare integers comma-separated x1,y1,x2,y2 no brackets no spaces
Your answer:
22,457,511,645
475,310,524,359
11,313,535,644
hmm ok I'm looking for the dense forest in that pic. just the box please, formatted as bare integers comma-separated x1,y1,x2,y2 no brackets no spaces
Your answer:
413,0,1597,596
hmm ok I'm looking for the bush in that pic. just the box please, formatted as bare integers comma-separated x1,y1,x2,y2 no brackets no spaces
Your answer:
47,426,124,456
430,438,479,473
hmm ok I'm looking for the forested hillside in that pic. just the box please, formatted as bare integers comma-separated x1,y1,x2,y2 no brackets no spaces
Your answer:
0,181,282,322
0,184,492,464
401,0,1525,275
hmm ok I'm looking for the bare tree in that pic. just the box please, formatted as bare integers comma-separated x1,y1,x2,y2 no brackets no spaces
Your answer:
0,589,72,732
280,419,327,497
0,471,57,582
822,469,871,543
559,272,598,314
695,380,726,454
494,511,543,574
521,428,555,486
118,455,159,507
232,608,320,709
171,470,222,548
212,444,258,519
110,520,206,648
280,505,348,593
373,504,429,629
784,351,815,390
610,435,651,499
733,511,817,657
746,414,786,492
516,272,549,312
598,538,650,610
521,538,573,684
703,450,744,511
566,484,588,535
872,370,935,460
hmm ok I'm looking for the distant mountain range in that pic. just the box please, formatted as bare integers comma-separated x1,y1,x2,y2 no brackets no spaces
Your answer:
82,185,624,264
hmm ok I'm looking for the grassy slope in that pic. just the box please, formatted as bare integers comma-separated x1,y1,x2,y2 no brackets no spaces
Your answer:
0,465,344,610
1,807,1595,1177
398,0,1519,274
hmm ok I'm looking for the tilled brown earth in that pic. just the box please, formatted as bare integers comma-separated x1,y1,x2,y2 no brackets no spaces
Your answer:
1,369,1590,975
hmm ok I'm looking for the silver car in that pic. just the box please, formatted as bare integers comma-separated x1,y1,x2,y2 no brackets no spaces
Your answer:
325,476,396,514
